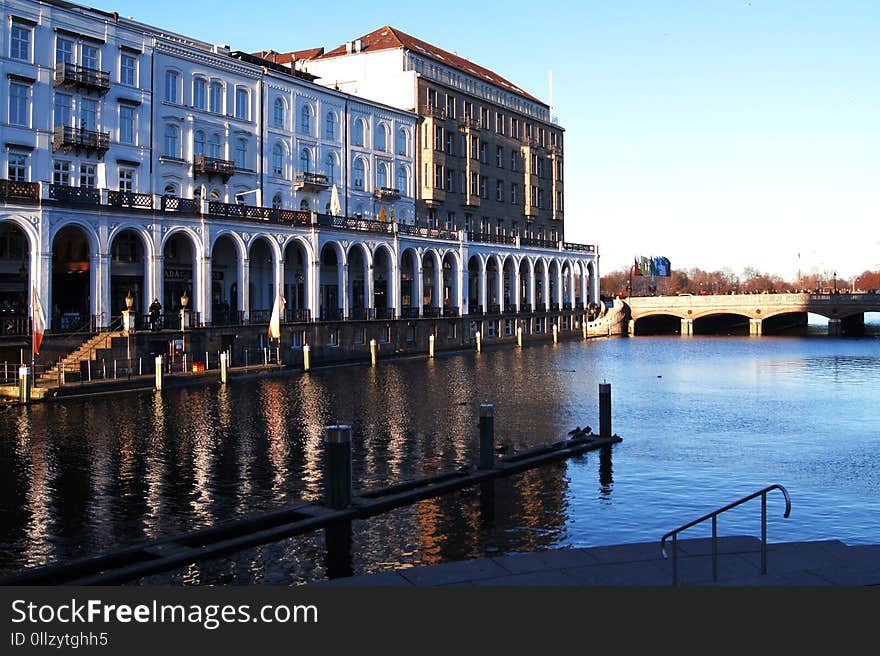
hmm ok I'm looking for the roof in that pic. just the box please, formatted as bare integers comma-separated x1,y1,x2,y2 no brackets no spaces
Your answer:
316,26,546,106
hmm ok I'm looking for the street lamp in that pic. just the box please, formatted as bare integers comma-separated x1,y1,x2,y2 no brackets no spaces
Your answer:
833,271,838,293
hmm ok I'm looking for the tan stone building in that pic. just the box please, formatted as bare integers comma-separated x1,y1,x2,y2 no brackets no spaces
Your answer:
288,27,565,244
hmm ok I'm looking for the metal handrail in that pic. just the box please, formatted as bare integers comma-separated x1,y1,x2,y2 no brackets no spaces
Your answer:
660,484,791,586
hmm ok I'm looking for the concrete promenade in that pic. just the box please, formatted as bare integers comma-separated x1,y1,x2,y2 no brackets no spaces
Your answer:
314,536,880,586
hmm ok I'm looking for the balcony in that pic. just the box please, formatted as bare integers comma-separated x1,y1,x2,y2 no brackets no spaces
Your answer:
107,190,153,210
52,126,110,156
372,186,400,202
422,105,446,120
194,155,235,182
161,195,200,214
54,62,110,95
458,116,481,131
0,180,40,204
520,236,558,249
467,232,516,246
295,172,329,193
48,184,101,206
563,242,596,253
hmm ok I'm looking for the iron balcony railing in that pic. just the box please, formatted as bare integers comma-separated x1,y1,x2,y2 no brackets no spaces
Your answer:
208,201,312,226
49,184,101,205
521,237,558,249
374,307,395,320
0,180,40,203
1,314,29,337
161,195,200,214
422,104,446,120
285,308,312,323
401,307,420,319
422,307,441,318
294,172,329,190
396,223,458,240
372,186,401,202
316,214,394,235
194,155,235,178
660,484,791,586
107,190,153,209
52,126,110,155
54,62,111,94
564,242,596,253
467,232,517,246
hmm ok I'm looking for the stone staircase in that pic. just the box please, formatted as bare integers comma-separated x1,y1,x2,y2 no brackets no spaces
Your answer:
37,331,124,386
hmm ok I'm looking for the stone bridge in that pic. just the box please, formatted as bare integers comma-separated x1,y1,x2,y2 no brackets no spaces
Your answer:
625,292,880,336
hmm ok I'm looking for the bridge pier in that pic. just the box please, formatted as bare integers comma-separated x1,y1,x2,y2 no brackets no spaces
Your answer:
628,319,636,336
680,318,693,336
749,319,763,336
828,318,842,336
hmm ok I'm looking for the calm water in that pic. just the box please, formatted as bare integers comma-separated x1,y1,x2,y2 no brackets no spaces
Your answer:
1,334,878,584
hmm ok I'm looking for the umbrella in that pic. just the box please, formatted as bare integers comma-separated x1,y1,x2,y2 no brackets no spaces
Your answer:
378,205,387,222
330,184,342,216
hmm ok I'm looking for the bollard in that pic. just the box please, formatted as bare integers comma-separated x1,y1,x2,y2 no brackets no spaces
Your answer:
428,334,435,358
552,323,559,344
18,366,31,405
155,355,164,391
599,382,612,437
475,331,481,353
220,352,228,384
303,344,311,372
478,403,495,470
370,338,377,367
582,322,588,340
324,425,352,509
517,326,523,348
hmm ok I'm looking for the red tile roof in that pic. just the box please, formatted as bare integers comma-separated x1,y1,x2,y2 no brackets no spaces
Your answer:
250,48,325,65
316,26,546,106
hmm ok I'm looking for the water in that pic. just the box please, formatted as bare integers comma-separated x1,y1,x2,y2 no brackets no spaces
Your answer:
1,335,878,584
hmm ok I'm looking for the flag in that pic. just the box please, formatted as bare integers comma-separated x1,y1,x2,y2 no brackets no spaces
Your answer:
32,286,45,356
329,184,341,216
633,257,642,276
640,256,651,276
656,256,671,277
268,293,286,340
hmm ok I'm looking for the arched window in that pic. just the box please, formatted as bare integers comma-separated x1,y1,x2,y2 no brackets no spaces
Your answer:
209,81,223,113
272,143,284,177
163,183,177,196
376,161,388,189
300,199,309,211
209,189,221,200
325,111,337,138
396,128,408,155
374,123,387,151
396,165,408,196
193,77,206,110
209,133,222,159
165,70,179,103
300,148,311,173
273,98,285,128
193,130,205,156
300,104,312,133
163,125,179,158
325,152,337,184
234,139,247,169
352,118,365,146
272,194,282,209
234,87,249,120
353,158,365,190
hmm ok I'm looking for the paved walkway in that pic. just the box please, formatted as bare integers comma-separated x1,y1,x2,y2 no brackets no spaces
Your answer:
314,536,880,586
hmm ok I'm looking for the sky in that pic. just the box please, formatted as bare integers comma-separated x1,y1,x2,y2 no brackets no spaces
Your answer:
99,0,878,280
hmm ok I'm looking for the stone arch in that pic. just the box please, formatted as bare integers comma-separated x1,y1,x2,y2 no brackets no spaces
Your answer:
0,217,37,326
519,256,534,310
282,236,313,321
248,235,280,317
372,243,395,314
108,225,153,318
347,241,371,315
210,231,246,324
421,249,442,310
51,222,99,330
441,250,461,313
399,247,420,314
467,253,485,314
319,240,345,320
160,227,202,318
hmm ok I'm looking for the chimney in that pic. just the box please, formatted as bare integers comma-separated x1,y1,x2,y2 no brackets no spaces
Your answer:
354,39,363,53
345,41,353,54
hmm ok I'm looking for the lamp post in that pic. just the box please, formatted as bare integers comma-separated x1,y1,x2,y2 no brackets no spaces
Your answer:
833,270,838,293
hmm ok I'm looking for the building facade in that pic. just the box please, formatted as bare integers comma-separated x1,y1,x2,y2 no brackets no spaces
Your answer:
2,1,597,354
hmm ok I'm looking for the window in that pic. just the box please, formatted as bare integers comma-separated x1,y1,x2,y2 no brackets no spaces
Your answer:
511,183,518,205
56,38,74,64
480,176,487,199
352,118,365,146
273,98,285,128
434,125,443,151
496,146,503,168
193,78,206,110
396,128,407,155
479,142,487,164
434,164,443,189
79,163,96,189
538,188,545,209
445,94,456,119
119,104,135,144
511,149,518,172
300,104,312,133
209,133,222,159
82,44,99,71
164,183,178,196
511,118,519,139
470,172,478,196
165,70,180,103
325,153,337,184
118,168,134,192
120,53,137,86
374,124,387,151
164,125,180,158
53,160,70,186
272,143,284,176
496,112,505,134
193,130,206,156
209,82,223,113
376,161,388,189
272,194,282,209
8,153,27,181
54,94,72,128
300,148,311,173
234,139,247,169
80,99,97,131
9,82,29,127
445,131,454,155
325,111,337,138
446,212,455,231
10,22,32,62
480,107,490,128
496,180,503,202
445,168,454,193
463,101,473,118
396,165,408,196
353,159,365,189
235,88,249,120
470,136,478,159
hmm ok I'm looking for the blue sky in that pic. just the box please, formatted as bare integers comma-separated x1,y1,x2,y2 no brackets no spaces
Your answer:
104,0,878,279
